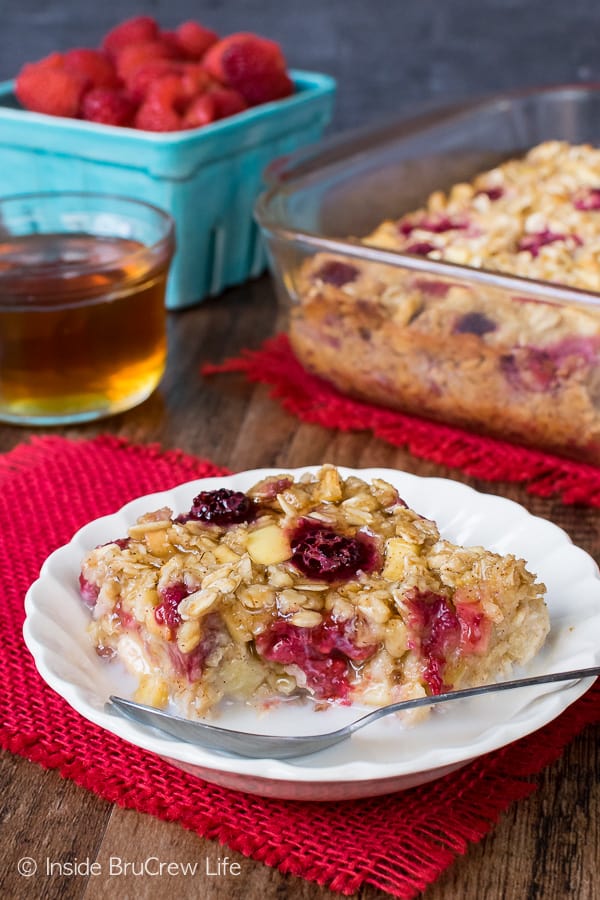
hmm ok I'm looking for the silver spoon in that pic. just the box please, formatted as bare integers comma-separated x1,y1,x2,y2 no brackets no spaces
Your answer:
108,666,600,760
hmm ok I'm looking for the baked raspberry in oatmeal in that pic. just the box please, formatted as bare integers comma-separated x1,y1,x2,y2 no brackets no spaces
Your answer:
290,141,600,463
80,466,549,720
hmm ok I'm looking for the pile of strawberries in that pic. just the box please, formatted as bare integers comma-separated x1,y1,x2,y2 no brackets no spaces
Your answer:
15,16,294,132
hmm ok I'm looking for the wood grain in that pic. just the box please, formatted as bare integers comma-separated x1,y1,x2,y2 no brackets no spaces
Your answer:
1,277,598,900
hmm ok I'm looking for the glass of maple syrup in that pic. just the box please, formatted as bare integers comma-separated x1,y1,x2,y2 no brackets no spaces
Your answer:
0,192,175,424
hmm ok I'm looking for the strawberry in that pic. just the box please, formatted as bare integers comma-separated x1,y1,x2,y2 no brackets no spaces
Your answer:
182,93,217,129
203,33,293,105
81,88,136,126
115,40,175,82
176,21,219,59
64,48,119,90
208,87,248,119
15,60,86,117
102,16,159,58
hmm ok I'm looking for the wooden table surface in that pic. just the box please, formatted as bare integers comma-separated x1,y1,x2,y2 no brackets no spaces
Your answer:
1,276,598,900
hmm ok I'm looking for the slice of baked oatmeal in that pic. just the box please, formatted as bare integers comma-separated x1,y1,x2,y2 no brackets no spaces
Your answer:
80,466,549,719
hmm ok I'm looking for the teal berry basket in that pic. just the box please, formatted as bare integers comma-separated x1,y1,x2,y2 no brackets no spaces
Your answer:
0,70,336,309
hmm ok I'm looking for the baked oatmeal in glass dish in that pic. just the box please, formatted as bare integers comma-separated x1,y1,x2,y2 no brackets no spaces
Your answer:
289,141,600,463
79,466,549,720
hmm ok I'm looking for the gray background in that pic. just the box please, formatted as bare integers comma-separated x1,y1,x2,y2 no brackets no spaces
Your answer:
1,0,599,132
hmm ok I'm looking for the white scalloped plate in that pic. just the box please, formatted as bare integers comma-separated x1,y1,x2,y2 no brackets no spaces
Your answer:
24,467,600,800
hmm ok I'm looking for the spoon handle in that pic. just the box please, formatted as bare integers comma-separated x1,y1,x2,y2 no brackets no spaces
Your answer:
348,666,600,736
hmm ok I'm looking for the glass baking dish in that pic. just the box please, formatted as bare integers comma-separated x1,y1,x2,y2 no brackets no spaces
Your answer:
255,84,600,465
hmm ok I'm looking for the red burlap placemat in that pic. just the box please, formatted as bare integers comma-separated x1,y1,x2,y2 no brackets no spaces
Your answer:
203,334,600,506
2,434,599,899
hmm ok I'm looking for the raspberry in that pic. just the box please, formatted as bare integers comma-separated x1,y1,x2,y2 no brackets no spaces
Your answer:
101,537,130,550
16,60,86,117
16,21,294,130
125,60,182,102
454,601,491,653
250,67,293,106
203,33,293,105
500,348,558,393
134,74,188,131
312,616,378,662
315,260,359,287
257,622,351,701
154,582,190,632
103,16,160,59
405,588,461,694
412,278,450,297
114,600,135,630
180,63,215,99
145,74,187,110
167,612,222,681
397,220,416,236
158,31,183,56
475,186,504,201
502,336,598,396
248,476,294,501
207,87,247,119
256,614,378,701
420,216,467,233
115,40,174,82
64,48,119,90
30,52,65,71
135,98,182,132
79,574,100,609
290,519,378,582
517,230,570,257
573,187,600,211
550,335,600,367
189,489,255,525
176,21,219,59
405,241,437,255
81,88,136,126
182,93,216,129
400,215,467,235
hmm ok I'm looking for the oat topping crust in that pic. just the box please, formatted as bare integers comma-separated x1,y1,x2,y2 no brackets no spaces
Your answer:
367,141,600,291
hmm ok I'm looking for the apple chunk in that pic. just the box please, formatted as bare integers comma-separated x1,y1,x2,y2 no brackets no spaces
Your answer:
382,537,417,580
247,525,292,565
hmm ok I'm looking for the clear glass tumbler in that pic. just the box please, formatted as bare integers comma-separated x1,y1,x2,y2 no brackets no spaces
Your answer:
0,192,175,425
